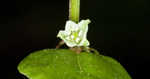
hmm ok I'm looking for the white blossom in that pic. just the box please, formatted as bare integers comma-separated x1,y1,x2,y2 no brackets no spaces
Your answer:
57,19,90,47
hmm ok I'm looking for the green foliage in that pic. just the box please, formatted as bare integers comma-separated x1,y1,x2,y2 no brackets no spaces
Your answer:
18,49,131,79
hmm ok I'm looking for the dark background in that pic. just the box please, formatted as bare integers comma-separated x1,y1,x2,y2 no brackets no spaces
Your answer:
0,0,149,79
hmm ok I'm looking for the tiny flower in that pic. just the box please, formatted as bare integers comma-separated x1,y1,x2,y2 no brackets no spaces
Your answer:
57,19,90,47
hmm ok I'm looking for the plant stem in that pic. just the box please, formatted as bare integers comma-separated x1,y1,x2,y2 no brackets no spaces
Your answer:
69,0,80,23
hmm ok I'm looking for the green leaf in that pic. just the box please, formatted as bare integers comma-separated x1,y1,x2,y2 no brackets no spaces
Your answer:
18,49,131,79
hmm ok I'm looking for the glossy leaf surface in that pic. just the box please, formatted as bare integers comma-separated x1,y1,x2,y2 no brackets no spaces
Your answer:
18,49,131,79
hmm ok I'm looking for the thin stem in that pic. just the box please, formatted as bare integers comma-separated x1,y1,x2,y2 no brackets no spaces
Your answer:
69,0,80,23
56,40,64,49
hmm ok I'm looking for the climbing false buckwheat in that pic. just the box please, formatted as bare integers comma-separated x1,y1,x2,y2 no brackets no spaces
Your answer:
57,19,90,47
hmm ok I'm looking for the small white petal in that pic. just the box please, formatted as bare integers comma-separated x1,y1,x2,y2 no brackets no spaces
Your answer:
65,20,77,32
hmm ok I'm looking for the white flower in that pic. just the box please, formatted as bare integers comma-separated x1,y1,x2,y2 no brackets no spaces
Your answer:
57,19,90,47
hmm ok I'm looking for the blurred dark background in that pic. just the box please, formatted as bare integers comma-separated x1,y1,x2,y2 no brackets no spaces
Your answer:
0,0,149,79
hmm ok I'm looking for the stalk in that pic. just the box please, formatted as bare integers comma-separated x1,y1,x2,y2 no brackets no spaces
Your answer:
69,0,80,23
